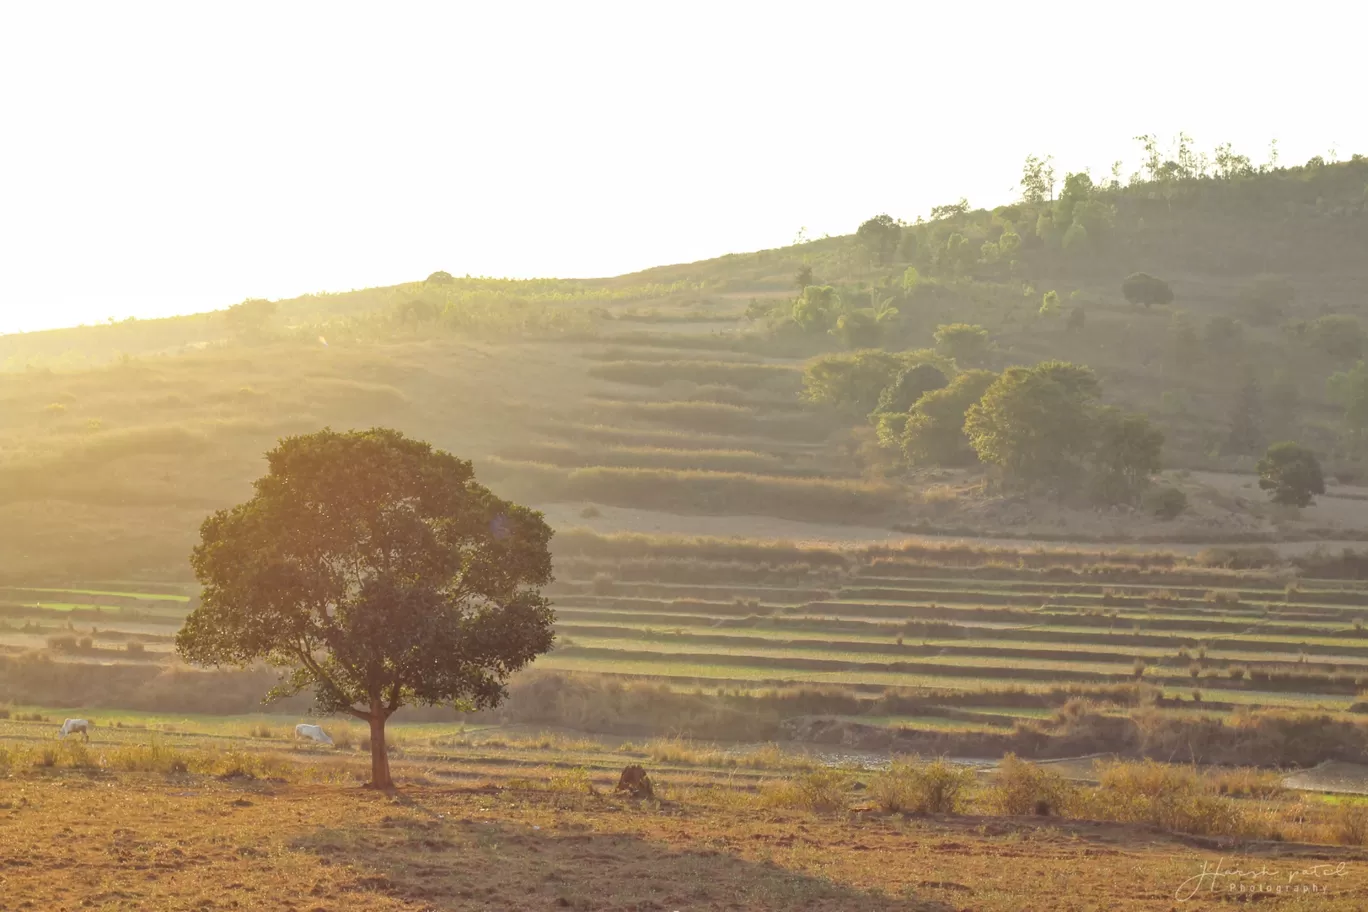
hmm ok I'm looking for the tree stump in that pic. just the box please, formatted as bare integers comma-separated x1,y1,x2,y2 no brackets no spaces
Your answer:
615,764,654,799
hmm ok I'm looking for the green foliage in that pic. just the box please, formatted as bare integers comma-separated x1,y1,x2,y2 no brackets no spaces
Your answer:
801,350,904,413
1120,272,1173,308
1039,290,1060,317
1061,221,1088,250
964,362,1101,488
802,349,950,414
791,285,840,333
424,271,455,285
176,427,556,787
1144,485,1188,520
854,214,902,266
940,233,975,275
1019,154,1056,203
900,266,921,291
933,323,990,366
1256,441,1325,507
997,227,1021,259
897,230,919,263
832,310,881,348
901,369,998,467
1090,408,1164,505
873,363,949,415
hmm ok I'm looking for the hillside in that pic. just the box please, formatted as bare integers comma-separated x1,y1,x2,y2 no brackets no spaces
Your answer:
3,153,1368,583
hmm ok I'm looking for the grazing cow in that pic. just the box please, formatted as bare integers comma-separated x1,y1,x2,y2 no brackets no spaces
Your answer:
59,719,91,741
294,723,334,746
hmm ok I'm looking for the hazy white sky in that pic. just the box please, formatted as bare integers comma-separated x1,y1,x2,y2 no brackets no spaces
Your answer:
1,1,1365,334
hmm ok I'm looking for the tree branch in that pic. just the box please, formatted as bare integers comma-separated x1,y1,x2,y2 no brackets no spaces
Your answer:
290,642,369,721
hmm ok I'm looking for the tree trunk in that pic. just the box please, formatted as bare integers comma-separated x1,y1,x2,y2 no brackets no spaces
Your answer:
368,711,392,789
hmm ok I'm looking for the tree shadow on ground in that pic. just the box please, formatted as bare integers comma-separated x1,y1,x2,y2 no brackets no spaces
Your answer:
293,791,953,912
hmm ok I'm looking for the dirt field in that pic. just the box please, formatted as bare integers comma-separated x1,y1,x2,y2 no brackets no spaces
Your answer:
3,773,1366,911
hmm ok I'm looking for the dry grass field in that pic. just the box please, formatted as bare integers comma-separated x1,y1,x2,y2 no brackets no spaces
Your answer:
3,727,1368,911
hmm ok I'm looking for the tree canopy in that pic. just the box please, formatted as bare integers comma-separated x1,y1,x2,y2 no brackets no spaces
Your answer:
873,363,949,415
965,362,1102,488
1121,272,1174,308
855,214,902,266
901,369,998,467
933,323,990,366
176,428,556,789
1256,441,1325,507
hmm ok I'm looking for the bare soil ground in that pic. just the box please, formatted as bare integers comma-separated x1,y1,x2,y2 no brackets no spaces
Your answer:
3,774,1366,911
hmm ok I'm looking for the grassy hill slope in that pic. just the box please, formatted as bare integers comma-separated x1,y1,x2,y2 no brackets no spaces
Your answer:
3,155,1368,582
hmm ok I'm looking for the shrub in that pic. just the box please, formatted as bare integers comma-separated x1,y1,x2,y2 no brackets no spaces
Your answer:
985,754,1076,816
869,757,976,814
1144,486,1187,520
1096,760,1261,838
757,769,850,813
1331,800,1368,846
125,641,146,655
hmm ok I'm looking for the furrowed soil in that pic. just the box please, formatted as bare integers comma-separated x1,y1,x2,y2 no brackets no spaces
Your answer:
3,774,1366,911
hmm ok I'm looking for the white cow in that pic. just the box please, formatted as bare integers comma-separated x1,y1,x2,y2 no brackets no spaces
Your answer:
59,719,91,741
294,723,334,746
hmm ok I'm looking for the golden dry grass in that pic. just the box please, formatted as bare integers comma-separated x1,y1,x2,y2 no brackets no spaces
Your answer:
2,768,1366,911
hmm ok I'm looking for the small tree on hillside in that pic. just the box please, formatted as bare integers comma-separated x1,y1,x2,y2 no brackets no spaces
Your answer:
801,349,906,413
901,370,998,466
934,323,990,366
1256,442,1325,507
1121,272,1174,309
873,363,949,415
964,362,1101,489
1090,408,1164,504
855,214,902,266
176,428,556,789
794,263,814,289
791,285,840,333
425,271,456,285
224,299,277,338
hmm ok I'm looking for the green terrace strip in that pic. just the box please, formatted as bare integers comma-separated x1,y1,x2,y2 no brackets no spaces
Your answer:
0,586,190,603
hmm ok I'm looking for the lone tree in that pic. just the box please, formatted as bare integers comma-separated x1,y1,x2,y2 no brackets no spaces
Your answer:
1121,272,1174,309
224,298,277,338
1256,441,1325,507
175,428,555,789
855,214,902,265
425,270,456,285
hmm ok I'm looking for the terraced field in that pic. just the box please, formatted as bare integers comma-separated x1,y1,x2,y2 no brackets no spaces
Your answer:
10,532,1368,749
